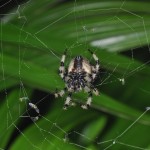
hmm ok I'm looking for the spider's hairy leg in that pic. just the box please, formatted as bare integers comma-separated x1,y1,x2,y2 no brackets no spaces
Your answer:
81,90,93,110
81,86,92,109
54,87,67,98
92,87,99,96
84,73,92,83
88,49,100,75
90,84,99,96
59,49,67,79
91,66,97,80
63,92,72,110
28,103,40,121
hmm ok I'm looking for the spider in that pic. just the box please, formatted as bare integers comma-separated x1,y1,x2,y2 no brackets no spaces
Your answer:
55,49,100,109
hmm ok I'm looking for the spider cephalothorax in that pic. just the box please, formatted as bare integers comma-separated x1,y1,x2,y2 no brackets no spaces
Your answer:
55,49,100,109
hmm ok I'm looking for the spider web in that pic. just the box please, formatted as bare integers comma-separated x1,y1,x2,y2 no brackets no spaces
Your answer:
0,0,150,150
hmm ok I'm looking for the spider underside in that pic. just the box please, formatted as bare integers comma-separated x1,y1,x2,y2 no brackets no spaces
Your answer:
55,49,100,109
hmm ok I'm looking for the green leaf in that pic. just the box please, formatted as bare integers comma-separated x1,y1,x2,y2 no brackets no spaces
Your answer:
1,0,150,150
0,89,31,148
80,116,107,145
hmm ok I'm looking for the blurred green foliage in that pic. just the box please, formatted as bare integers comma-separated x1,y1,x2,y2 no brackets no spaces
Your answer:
0,0,150,149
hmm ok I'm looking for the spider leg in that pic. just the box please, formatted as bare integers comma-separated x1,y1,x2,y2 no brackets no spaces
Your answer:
92,87,99,96
63,92,72,110
88,49,100,80
81,89,92,109
84,73,92,83
90,84,99,96
54,87,67,98
28,103,40,122
83,73,99,95
59,49,67,80
80,86,92,109
91,66,97,81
